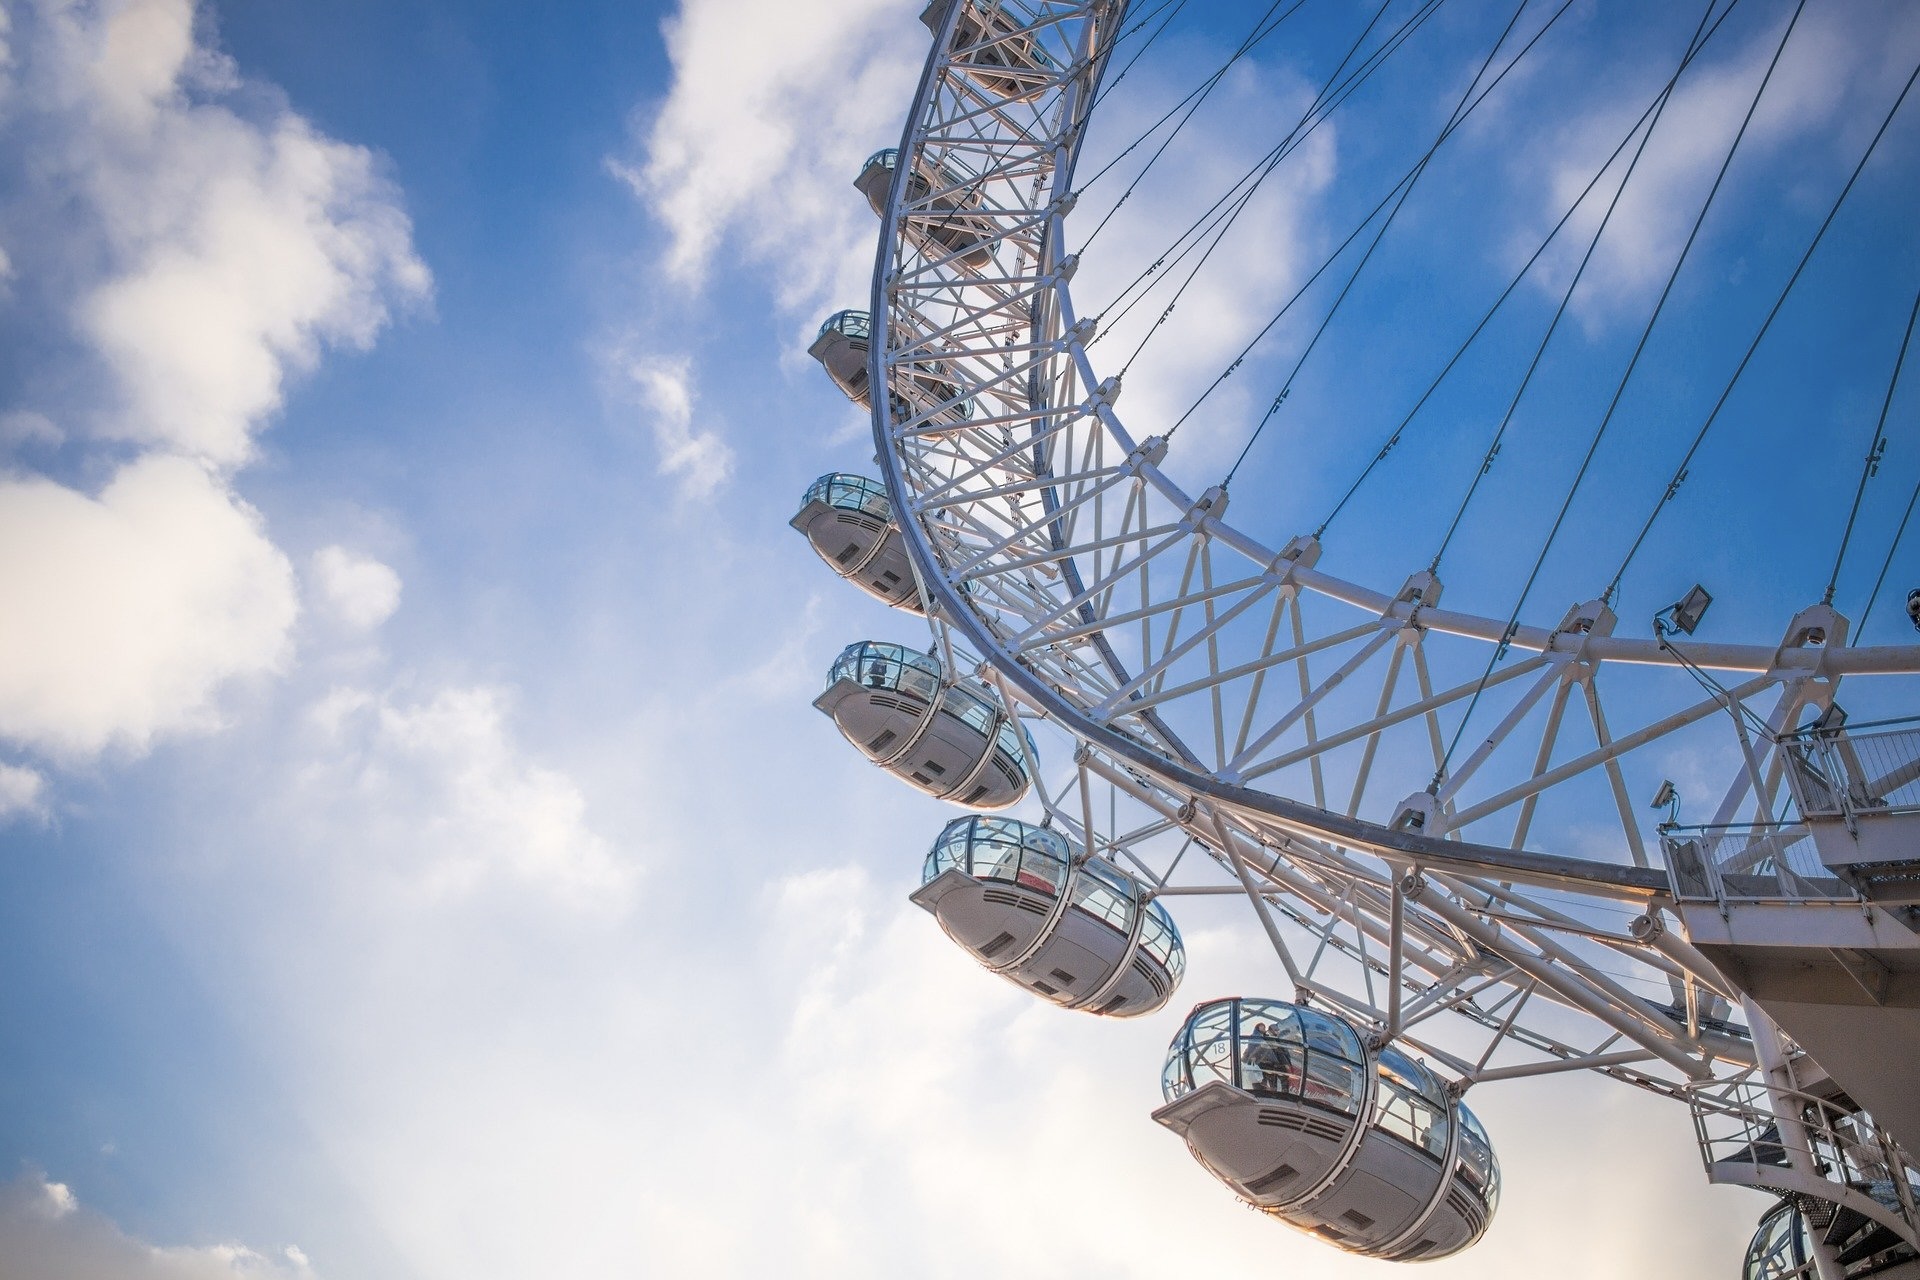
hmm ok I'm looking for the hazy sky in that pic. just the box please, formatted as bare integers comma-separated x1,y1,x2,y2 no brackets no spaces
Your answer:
1,0,1916,1276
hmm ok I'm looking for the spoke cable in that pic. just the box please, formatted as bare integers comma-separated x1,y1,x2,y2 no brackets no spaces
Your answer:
1858,467,1920,639
1424,2,1719,583
1825,283,1920,605
1086,0,1445,339
1606,53,1920,598
1088,0,1404,304
1076,0,1299,233
1313,0,1745,538
1089,0,1194,113
1435,0,1805,786
1218,0,1546,486
1112,0,1448,380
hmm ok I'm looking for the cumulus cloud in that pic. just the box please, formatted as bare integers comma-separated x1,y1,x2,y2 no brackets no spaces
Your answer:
0,1172,317,1278
13,0,431,466
308,546,401,632
298,683,634,910
1519,4,1920,323
0,408,62,446
0,0,427,764
614,0,922,317
0,455,296,758
618,351,734,500
0,760,51,822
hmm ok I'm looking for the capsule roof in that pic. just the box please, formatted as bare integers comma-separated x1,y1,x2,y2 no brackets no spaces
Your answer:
817,309,870,343
827,639,942,689
802,472,892,520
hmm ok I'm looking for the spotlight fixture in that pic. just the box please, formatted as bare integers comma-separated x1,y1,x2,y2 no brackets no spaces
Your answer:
1657,584,1713,637
1650,780,1680,825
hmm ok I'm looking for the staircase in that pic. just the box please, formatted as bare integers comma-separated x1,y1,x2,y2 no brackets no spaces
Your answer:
1664,717,1920,1155
1693,1076,1920,1276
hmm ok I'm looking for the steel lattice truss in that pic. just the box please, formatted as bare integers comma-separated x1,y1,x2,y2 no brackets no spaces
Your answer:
856,0,1920,1244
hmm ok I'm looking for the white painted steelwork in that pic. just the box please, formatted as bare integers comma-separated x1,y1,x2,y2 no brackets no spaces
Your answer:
799,0,1920,1264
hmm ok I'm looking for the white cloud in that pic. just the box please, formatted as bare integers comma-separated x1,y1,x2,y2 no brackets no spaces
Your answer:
0,761,50,822
1519,4,1920,323
615,0,922,318
0,0,427,766
0,455,297,759
298,683,634,910
617,351,734,500
77,105,428,466
5,0,431,467
309,546,401,631
0,1172,317,1278
0,409,63,447
36,1177,76,1218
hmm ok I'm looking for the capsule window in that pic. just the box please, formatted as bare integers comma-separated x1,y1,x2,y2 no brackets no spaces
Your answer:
1375,1046,1450,1157
1070,867,1133,934
1139,903,1177,968
1457,1107,1500,1210
928,815,1070,896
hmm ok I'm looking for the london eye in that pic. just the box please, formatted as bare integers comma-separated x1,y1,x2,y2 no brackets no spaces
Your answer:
793,2,1920,1272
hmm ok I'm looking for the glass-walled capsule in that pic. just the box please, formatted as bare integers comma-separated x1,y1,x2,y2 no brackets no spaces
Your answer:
809,309,873,406
921,0,1056,103
814,641,1030,808
1154,999,1499,1262
807,309,972,434
1745,1200,1817,1279
789,474,922,612
910,815,1184,1016
854,148,995,270
1742,1188,1920,1277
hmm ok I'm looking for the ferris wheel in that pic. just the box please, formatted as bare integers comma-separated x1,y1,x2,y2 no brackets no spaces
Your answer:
788,0,1920,1272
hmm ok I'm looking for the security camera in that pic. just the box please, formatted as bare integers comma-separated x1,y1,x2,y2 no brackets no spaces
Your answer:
1908,587,1920,633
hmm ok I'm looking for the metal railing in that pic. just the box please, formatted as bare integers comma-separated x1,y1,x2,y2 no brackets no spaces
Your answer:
1662,824,1854,904
1690,1076,1920,1247
1784,720,1920,824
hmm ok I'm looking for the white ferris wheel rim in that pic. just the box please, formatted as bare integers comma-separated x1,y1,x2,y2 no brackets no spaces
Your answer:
863,0,1920,896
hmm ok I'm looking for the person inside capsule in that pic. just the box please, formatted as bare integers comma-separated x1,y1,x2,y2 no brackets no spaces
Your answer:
1243,1021,1295,1097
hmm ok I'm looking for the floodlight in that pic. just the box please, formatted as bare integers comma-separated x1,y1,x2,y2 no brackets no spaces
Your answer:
1668,584,1712,636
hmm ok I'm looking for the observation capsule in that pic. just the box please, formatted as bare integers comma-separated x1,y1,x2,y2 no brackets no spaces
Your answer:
1154,998,1500,1262
1745,1192,1920,1276
1745,1200,1817,1279
921,0,1056,103
854,148,994,270
808,309,972,433
790,473,922,612
814,641,1030,808
910,815,1184,1015
809,309,873,406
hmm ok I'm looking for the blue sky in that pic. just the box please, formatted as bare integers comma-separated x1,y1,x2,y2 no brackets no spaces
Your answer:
0,0,1915,1276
